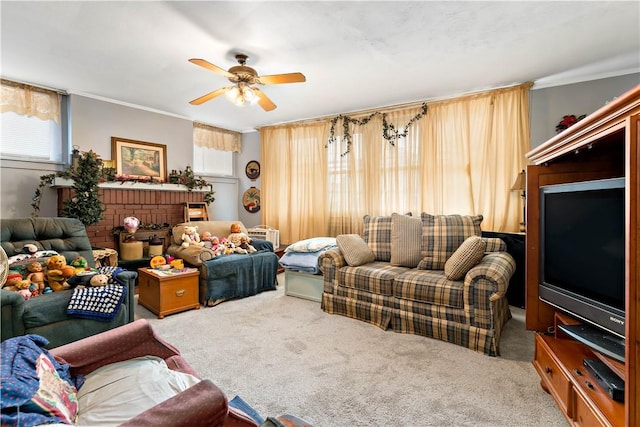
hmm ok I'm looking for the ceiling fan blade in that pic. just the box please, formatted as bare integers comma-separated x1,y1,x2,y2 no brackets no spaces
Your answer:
189,58,236,78
253,88,277,111
258,72,306,85
189,87,230,105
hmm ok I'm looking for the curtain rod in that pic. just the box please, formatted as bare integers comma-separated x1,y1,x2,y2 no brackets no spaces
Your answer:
257,81,533,129
1,78,68,95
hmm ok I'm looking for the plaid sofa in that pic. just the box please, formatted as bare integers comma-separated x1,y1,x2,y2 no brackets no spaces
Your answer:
319,213,516,356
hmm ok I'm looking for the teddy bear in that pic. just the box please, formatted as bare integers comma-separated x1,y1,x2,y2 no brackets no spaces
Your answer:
90,274,109,287
181,225,204,249
67,272,109,288
26,261,46,295
46,255,71,292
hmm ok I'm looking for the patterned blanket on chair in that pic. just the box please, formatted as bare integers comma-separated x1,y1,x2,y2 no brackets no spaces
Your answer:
66,284,126,322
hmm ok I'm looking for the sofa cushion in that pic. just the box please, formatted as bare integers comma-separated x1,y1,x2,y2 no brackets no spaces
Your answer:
417,213,483,270
336,234,375,266
75,356,201,426
444,235,486,280
390,213,422,268
339,262,409,296
363,213,411,262
393,269,464,309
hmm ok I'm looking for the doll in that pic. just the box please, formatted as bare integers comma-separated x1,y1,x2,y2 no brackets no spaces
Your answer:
26,261,46,295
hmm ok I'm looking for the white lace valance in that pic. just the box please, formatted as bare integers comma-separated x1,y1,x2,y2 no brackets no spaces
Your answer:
1,79,61,123
193,122,241,153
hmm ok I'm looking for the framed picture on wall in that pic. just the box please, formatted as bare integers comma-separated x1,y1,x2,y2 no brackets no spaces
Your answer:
245,160,260,180
111,137,167,182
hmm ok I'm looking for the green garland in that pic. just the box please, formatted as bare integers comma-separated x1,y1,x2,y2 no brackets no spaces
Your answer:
327,103,428,156
32,150,104,226
33,155,216,219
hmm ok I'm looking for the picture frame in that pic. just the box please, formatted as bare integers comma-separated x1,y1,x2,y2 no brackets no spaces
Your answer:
111,137,167,182
245,160,260,180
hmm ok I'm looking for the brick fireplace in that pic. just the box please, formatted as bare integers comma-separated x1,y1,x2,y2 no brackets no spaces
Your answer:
56,184,207,249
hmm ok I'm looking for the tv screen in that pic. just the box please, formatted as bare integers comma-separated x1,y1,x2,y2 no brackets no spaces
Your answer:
539,177,626,339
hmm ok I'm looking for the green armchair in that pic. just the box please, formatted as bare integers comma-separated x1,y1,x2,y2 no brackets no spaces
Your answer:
1,217,137,348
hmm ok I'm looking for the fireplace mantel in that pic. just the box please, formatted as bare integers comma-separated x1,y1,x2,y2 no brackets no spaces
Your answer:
53,177,209,192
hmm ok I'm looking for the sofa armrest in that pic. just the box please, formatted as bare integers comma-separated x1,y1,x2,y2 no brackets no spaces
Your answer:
120,379,236,427
251,238,273,252
318,250,345,294
50,319,195,377
0,289,26,341
464,252,516,328
116,270,138,323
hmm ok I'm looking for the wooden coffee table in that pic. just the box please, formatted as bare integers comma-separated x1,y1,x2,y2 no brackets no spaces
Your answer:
137,268,200,318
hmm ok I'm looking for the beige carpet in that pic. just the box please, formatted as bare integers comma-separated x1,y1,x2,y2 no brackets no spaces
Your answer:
135,274,566,427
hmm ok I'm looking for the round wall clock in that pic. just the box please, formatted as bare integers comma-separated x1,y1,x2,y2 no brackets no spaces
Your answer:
242,187,261,213
245,160,260,180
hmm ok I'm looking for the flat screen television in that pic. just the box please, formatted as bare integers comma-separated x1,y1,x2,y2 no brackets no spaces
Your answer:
539,177,626,361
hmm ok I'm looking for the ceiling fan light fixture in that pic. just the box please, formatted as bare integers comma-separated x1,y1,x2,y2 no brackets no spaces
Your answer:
226,84,257,107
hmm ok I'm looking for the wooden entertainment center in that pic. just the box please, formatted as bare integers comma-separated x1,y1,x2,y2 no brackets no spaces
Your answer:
525,84,639,426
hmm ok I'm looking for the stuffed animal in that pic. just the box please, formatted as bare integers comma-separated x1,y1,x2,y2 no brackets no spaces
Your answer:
238,236,257,253
227,223,254,250
46,255,71,292
70,256,90,274
16,279,33,300
181,225,204,249
3,271,23,291
67,272,108,288
210,236,224,257
200,231,214,249
219,238,234,254
89,274,109,287
22,244,38,257
26,261,46,295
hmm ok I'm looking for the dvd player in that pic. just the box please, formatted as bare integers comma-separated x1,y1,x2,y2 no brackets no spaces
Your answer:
558,323,625,363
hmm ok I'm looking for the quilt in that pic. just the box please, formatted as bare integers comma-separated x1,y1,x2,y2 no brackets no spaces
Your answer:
66,284,126,322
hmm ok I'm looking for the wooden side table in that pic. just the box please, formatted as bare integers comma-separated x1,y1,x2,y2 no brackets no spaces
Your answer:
137,268,200,319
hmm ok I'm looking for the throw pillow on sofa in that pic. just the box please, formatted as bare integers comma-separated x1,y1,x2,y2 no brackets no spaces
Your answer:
417,213,483,270
444,235,486,280
390,213,423,268
336,234,376,267
363,213,411,262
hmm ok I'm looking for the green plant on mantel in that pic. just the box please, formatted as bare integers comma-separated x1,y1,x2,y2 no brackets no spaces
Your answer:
32,150,104,226
168,166,216,204
33,152,216,221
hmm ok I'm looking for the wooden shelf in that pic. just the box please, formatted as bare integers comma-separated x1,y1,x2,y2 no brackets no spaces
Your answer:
525,84,639,426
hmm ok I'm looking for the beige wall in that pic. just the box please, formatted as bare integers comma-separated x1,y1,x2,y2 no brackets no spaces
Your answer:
2,75,638,222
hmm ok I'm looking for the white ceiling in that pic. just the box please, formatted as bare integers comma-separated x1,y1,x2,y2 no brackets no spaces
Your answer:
1,1,639,133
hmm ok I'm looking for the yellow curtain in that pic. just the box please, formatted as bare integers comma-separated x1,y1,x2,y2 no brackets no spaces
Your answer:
261,122,330,244
0,79,61,123
193,122,241,152
261,83,530,243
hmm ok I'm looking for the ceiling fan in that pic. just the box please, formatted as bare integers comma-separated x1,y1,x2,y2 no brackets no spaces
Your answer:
188,54,306,111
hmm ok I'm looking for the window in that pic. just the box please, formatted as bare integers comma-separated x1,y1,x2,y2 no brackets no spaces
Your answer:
193,145,233,176
0,80,64,163
192,122,241,176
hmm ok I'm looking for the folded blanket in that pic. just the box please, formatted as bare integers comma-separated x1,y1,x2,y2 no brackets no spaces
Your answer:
66,284,126,322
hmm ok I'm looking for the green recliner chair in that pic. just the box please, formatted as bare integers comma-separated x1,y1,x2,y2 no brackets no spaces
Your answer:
1,217,137,348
